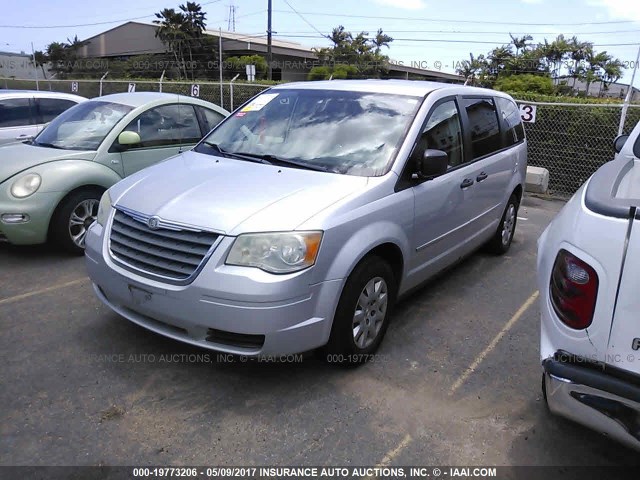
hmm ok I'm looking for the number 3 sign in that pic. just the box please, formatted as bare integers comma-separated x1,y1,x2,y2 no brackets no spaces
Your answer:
519,104,537,123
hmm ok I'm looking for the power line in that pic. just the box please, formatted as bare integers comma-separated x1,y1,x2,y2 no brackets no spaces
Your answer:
0,0,223,29
273,9,640,26
272,28,640,36
282,1,328,39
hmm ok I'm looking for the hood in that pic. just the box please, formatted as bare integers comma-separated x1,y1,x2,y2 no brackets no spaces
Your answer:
0,142,96,183
111,150,368,234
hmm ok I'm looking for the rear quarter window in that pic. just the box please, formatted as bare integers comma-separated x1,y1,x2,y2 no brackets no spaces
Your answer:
495,97,525,147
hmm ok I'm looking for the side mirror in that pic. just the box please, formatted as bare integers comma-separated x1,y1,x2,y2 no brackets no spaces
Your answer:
418,149,449,179
118,131,141,147
613,134,629,154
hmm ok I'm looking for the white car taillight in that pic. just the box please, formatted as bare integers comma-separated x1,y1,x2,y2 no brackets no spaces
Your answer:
549,249,599,329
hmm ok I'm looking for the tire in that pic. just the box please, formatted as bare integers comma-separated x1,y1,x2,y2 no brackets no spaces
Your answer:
485,194,519,254
50,188,102,255
323,255,397,367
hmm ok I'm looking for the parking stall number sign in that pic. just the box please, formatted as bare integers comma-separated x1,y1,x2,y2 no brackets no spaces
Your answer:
71,82,79,93
128,83,136,93
191,84,200,97
519,104,537,123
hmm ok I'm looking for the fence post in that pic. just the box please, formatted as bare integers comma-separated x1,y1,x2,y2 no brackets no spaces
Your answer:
99,71,109,97
159,70,165,93
618,45,640,135
229,74,239,111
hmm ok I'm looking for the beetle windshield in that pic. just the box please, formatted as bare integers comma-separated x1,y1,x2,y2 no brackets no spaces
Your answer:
33,101,133,151
197,89,422,176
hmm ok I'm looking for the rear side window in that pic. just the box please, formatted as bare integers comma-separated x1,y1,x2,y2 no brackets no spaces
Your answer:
0,98,33,128
461,97,502,159
36,98,78,123
496,97,525,147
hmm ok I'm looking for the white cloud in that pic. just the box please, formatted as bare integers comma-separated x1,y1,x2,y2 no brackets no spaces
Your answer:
589,0,640,22
521,0,544,4
374,0,426,10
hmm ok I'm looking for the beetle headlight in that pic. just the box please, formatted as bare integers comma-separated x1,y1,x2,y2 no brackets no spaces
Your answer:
10,173,41,198
96,190,113,226
226,231,323,273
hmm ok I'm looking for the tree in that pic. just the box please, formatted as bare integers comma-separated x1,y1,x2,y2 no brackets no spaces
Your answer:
309,25,393,80
154,8,189,79
509,34,533,55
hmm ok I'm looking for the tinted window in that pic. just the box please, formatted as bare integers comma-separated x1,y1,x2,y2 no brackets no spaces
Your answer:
37,98,78,123
418,100,465,168
122,104,202,149
196,106,225,133
0,98,33,128
496,97,525,147
462,97,502,159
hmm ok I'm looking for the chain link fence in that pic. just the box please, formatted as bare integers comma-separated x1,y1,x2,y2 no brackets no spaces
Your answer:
515,100,640,197
0,78,270,112
2,77,639,198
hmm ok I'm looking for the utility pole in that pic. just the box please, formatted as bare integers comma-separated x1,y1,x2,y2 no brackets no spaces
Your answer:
267,0,273,80
618,44,640,136
31,42,39,91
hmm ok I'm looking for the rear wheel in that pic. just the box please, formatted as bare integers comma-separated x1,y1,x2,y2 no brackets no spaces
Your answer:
486,194,519,254
324,256,396,366
50,188,102,255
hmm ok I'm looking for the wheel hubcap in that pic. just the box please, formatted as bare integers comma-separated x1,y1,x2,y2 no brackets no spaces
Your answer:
501,203,516,245
68,199,99,248
352,276,388,349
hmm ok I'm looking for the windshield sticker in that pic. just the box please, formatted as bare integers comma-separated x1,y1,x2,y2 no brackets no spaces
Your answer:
241,93,279,112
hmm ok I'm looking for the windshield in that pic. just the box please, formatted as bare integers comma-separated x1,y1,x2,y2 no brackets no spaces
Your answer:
33,101,133,151
197,89,422,176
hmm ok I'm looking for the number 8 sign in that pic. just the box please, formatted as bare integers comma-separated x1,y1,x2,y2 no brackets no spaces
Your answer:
519,104,537,123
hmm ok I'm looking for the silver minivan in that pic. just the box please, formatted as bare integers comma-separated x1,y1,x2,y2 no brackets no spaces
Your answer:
85,80,527,364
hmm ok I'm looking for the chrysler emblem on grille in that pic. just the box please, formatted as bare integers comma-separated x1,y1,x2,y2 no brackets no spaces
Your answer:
148,216,160,230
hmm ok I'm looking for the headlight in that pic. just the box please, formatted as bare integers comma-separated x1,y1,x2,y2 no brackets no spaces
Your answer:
226,231,323,274
10,173,41,198
96,190,113,226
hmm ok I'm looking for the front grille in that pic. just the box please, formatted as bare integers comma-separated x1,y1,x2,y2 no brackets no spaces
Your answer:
109,209,219,281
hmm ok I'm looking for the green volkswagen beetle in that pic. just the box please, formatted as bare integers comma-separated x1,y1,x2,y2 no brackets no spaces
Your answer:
0,92,229,253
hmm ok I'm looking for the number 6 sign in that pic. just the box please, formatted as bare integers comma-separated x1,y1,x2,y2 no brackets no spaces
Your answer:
519,104,537,123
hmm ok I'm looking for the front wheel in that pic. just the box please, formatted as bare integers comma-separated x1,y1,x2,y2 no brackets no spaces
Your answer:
485,194,519,254
50,189,102,255
324,256,396,366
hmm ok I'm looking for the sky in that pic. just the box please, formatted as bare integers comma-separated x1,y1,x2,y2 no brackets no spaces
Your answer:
1,0,640,87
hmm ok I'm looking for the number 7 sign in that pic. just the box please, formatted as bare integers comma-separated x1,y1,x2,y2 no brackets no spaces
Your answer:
519,104,537,123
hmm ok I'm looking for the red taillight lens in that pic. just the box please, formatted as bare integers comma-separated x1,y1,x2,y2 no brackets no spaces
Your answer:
549,249,598,329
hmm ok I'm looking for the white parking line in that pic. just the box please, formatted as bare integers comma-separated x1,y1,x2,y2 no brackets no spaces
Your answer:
363,434,412,479
449,290,540,395
0,278,87,307
517,216,528,221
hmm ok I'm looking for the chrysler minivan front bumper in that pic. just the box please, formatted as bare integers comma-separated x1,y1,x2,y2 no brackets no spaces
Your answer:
85,222,343,356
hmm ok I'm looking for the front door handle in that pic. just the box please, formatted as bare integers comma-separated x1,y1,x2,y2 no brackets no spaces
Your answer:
460,178,474,189
476,172,488,182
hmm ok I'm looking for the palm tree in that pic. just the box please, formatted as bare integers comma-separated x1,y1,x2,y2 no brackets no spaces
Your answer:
372,29,393,55
599,59,623,97
509,34,533,55
179,1,207,79
154,8,188,79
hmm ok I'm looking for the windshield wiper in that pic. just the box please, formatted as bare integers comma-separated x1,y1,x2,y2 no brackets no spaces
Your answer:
32,141,65,150
202,142,272,165
231,152,329,172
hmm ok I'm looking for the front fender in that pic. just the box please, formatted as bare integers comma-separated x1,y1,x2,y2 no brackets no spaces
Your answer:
316,219,411,290
27,159,123,194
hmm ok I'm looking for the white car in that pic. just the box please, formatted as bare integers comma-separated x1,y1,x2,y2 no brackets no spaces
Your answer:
0,90,87,145
537,120,640,451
